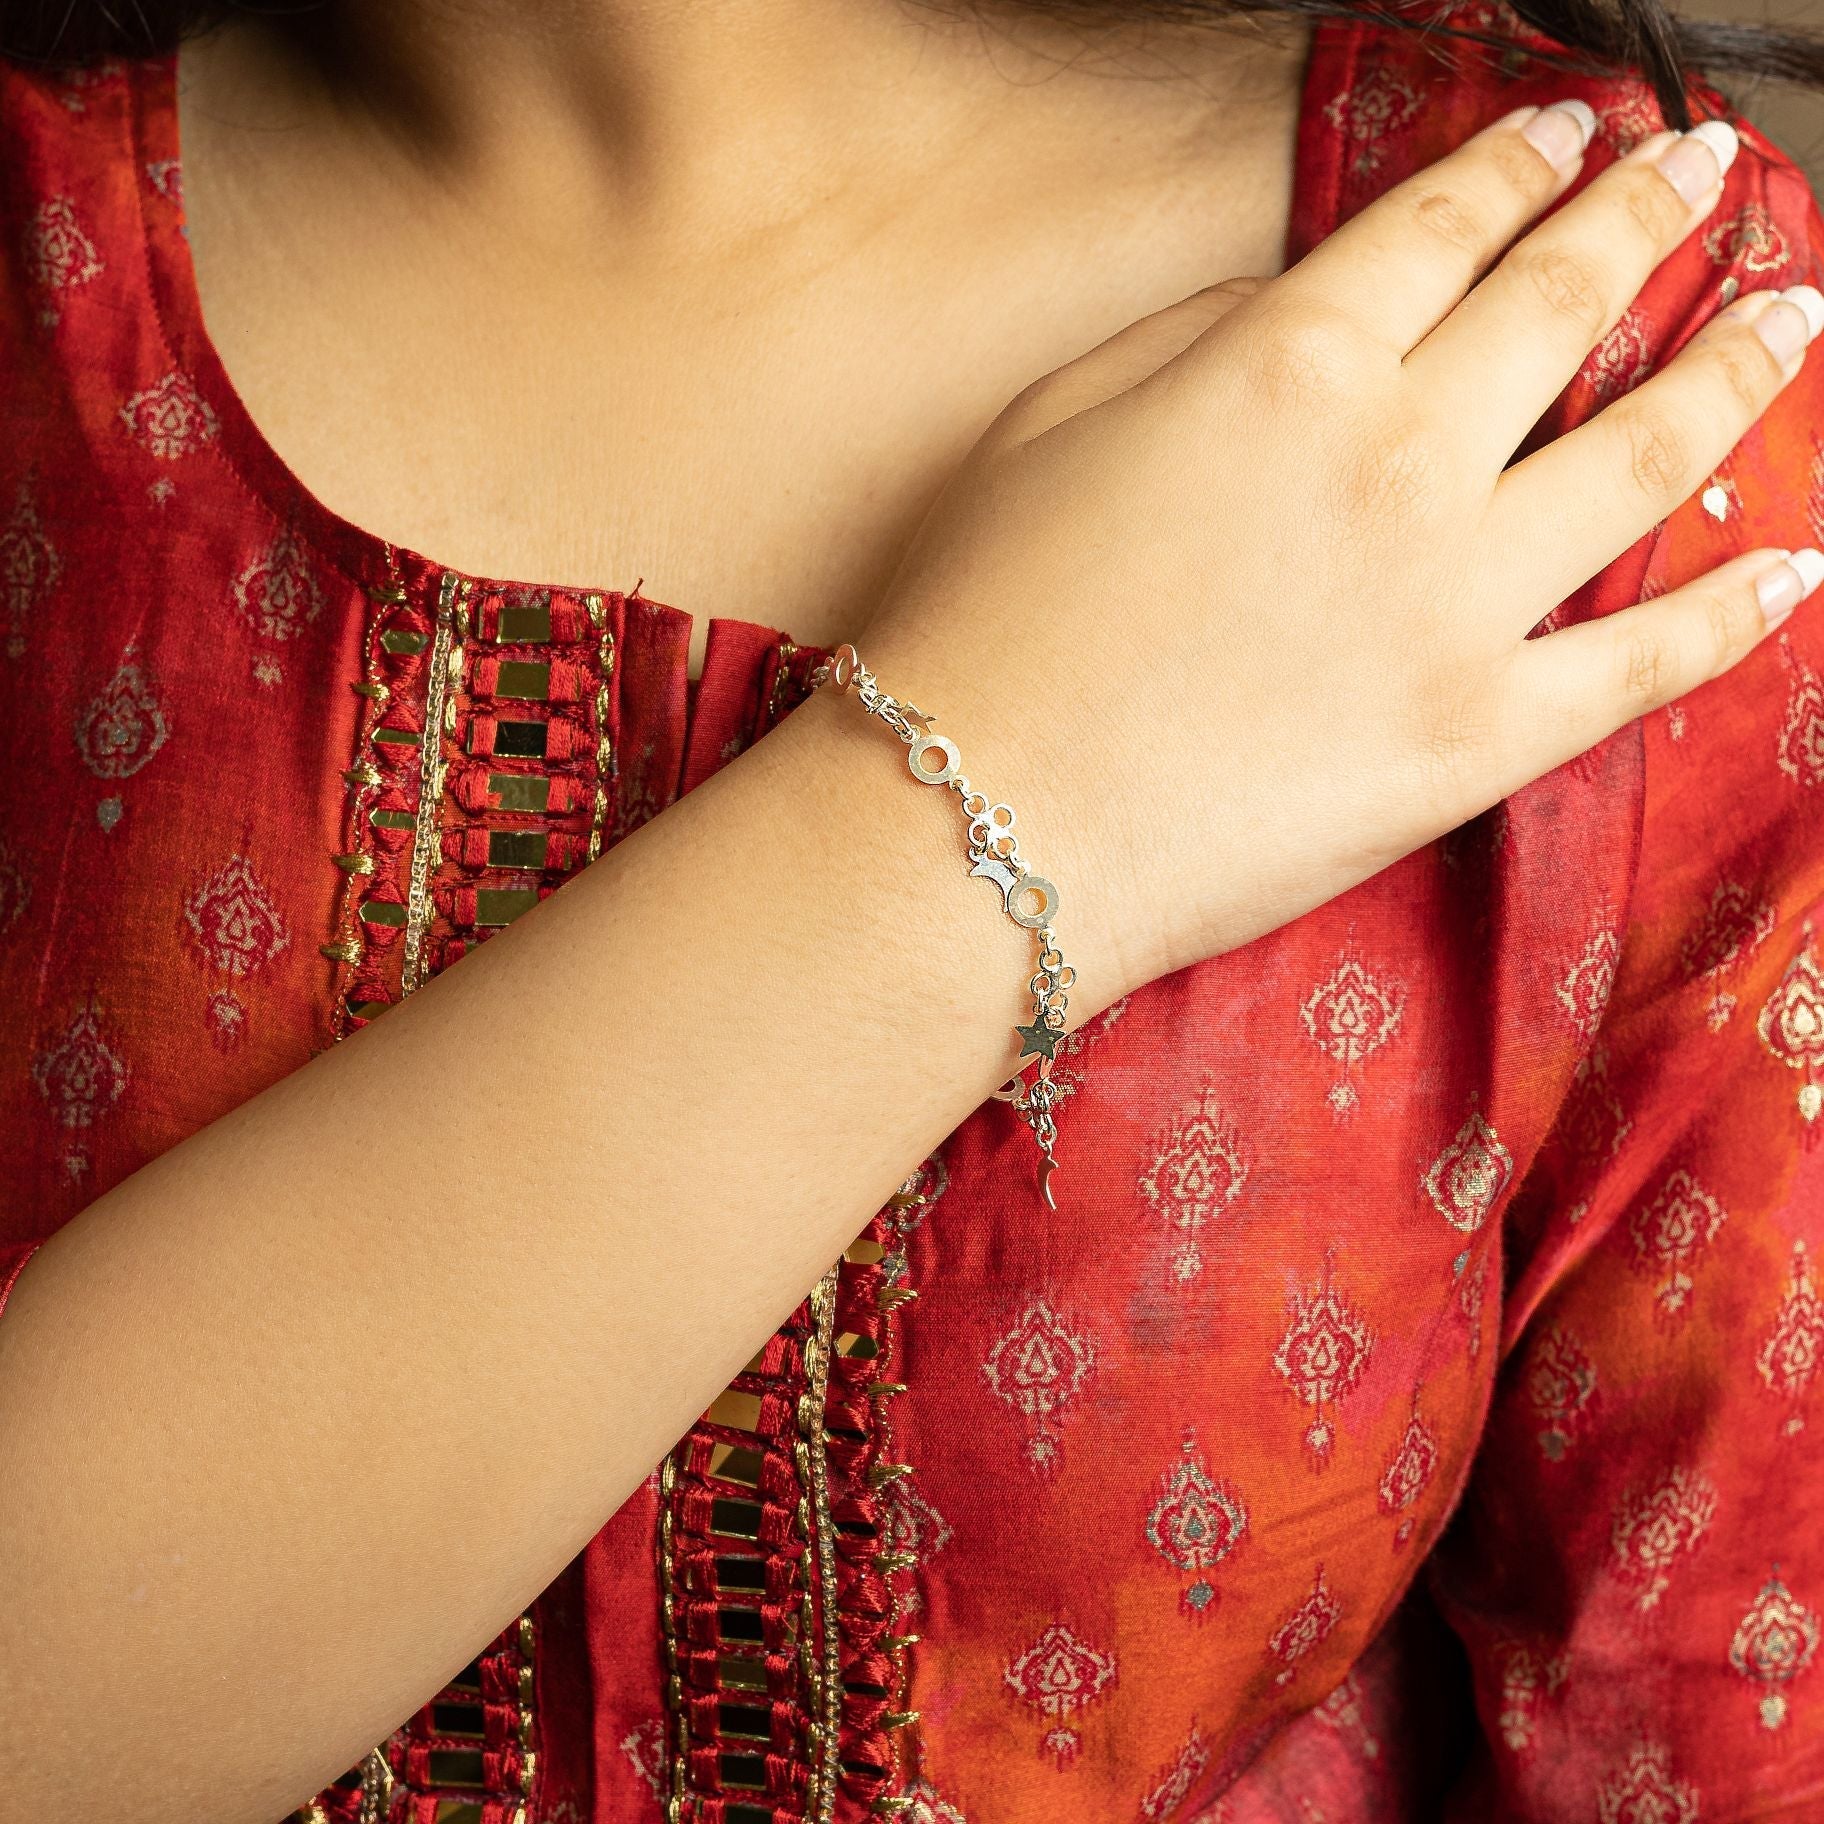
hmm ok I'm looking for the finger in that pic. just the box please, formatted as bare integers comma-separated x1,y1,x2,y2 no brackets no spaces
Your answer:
1259,99,1596,354
1408,118,1740,458
1507,545,1824,780
1492,284,1823,611
985,279,1264,447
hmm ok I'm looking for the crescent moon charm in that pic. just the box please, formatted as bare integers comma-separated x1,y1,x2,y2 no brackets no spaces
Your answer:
1038,1157,1058,1211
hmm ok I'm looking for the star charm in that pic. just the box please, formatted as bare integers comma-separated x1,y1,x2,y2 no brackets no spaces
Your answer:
1014,1017,1061,1062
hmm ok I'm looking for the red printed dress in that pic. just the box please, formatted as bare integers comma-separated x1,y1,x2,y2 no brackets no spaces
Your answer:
4,9,1824,1820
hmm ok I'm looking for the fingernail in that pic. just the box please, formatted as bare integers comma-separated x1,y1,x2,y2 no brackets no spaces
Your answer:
1522,98,1598,168
1757,552,1803,629
1755,294,1818,366
1795,548,1824,597
1762,548,1824,630
1783,284,1824,340
1656,121,1738,206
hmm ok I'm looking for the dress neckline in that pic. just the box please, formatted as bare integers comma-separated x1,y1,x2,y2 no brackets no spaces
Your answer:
128,16,1357,656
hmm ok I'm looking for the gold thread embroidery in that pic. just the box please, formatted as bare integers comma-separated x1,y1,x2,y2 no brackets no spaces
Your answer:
767,637,801,732
516,1610,538,1804
402,573,466,996
870,1181,926,1814
357,1744,394,1823
584,592,615,865
322,561,407,1022
800,1262,844,1822
657,1451,689,1823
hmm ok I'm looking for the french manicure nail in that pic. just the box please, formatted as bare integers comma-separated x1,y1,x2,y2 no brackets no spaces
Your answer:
1794,548,1824,598
1783,285,1824,340
1757,552,1802,629
1656,120,1738,206
1767,548,1824,629
1521,98,1598,168
1755,296,1816,366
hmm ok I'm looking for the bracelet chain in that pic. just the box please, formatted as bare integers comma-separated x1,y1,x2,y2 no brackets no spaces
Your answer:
812,642,1071,1210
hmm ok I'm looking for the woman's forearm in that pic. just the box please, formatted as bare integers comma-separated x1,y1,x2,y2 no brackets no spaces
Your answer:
0,682,1106,1823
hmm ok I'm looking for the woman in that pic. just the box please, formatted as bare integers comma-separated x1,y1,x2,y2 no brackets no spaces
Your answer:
2,0,1822,1816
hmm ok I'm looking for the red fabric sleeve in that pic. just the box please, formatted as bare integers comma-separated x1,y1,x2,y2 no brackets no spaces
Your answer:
1428,118,1824,1817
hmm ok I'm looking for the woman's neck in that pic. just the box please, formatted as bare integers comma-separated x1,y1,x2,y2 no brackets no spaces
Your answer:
183,2,1306,261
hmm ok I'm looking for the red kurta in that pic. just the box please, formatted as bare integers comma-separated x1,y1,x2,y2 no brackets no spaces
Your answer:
4,9,1824,1820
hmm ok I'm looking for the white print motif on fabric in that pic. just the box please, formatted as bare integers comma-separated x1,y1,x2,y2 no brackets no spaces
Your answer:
880,1469,954,1558
617,1715,665,1801
1755,920,1824,1124
119,370,220,460
74,644,169,788
1494,1641,1568,1753
232,525,325,642
1627,1168,1730,1319
981,1297,1098,1475
1143,1427,1249,1618
1775,646,1824,788
1138,1723,1211,1820
1136,1085,1250,1285
1559,1046,1632,1165
1,471,63,658
31,994,128,1181
1596,1739,1700,1824
1555,919,1623,1043
1274,1259,1375,1463
181,853,292,1054
1297,943,1406,1119
1611,1466,1719,1610
894,1777,968,1824
182,853,291,977
1528,1324,1599,1461
879,1473,952,1620
1729,1569,1820,1730
1680,880,1776,1031
144,158,182,204
1320,70,1419,180
0,834,28,940
1312,1667,1381,1762
1581,308,1653,402
1703,203,1792,275
1595,87,1664,155
1758,1239,1824,1432
1001,1621,1117,1769
24,196,102,290
1267,1565,1342,1686
1459,1253,1488,1361
1374,1400,1439,1547
1421,1102,1513,1237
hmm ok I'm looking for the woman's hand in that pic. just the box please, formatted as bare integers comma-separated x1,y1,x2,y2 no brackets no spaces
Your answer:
859,101,1822,1003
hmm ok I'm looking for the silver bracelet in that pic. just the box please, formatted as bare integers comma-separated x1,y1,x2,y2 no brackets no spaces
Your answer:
813,641,1073,1210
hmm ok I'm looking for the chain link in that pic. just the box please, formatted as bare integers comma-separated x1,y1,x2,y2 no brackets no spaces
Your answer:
813,644,1073,1209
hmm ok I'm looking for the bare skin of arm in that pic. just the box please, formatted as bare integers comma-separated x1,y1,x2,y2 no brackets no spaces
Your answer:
0,682,1121,1823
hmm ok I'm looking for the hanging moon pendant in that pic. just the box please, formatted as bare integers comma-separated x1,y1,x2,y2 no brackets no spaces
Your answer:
1038,1157,1058,1210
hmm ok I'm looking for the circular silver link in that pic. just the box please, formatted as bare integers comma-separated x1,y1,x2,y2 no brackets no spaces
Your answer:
907,733,962,786
1005,874,1059,930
